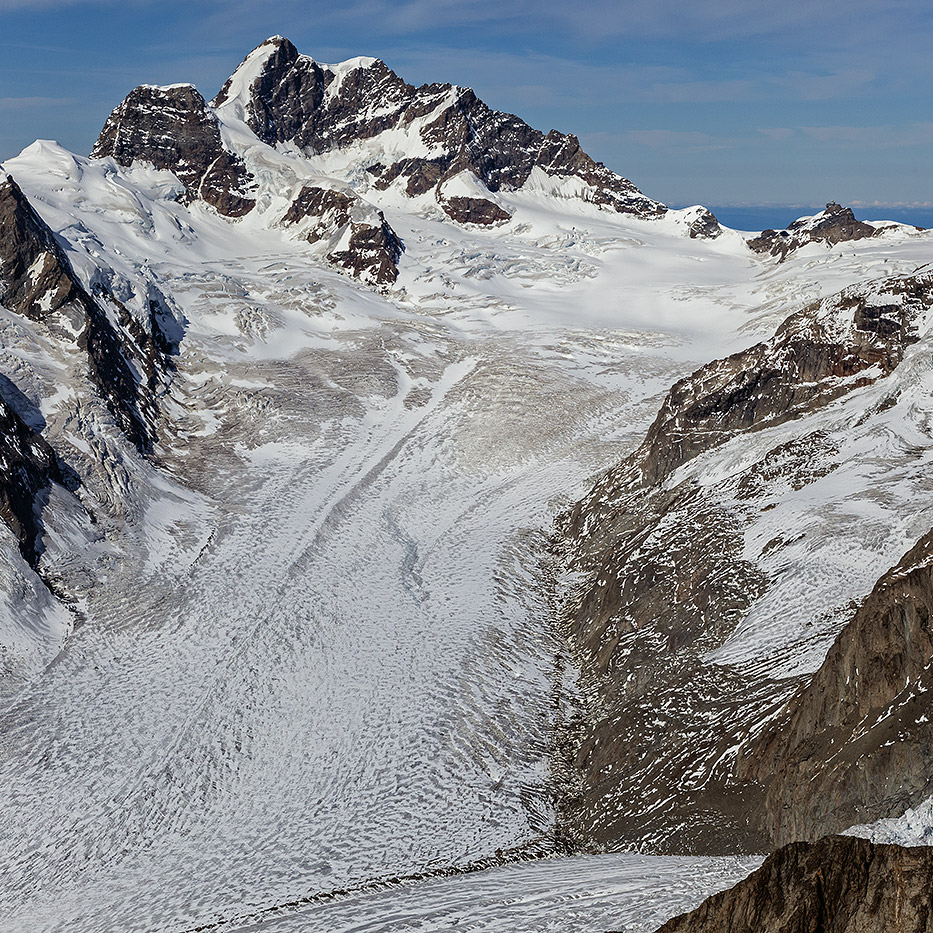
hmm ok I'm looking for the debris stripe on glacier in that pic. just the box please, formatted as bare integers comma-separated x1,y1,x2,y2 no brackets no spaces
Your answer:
199,852,761,933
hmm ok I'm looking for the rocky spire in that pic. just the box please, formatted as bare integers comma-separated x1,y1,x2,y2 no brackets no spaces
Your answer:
92,84,255,218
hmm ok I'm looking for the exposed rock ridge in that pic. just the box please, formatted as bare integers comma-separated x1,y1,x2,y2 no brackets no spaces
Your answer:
653,836,933,933
0,174,163,452
0,394,71,567
748,202,880,261
213,36,666,219
282,184,403,285
628,270,927,490
91,84,255,217
737,527,933,846
556,272,933,855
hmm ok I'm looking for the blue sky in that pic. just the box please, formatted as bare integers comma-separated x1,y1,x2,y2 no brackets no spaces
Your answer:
2,0,932,208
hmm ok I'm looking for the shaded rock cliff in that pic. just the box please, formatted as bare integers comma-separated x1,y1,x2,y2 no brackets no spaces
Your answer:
737,529,933,846
0,173,165,452
0,395,72,567
652,836,933,933
91,83,255,218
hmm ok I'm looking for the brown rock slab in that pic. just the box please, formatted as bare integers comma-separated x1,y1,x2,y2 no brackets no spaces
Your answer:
654,836,933,933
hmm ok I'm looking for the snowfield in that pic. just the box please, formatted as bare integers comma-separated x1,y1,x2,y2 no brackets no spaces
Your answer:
200,853,762,933
1,107,933,931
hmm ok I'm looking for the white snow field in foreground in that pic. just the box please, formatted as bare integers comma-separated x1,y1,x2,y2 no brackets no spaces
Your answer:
0,135,932,932
206,853,761,933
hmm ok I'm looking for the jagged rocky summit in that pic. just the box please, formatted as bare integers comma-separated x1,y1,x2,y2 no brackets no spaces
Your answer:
89,35,670,285
91,84,255,218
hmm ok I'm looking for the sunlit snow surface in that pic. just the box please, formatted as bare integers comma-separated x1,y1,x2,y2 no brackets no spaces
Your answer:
1,138,932,931
205,854,761,933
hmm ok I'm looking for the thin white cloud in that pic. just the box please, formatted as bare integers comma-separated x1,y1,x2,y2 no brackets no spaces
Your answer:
775,69,875,101
758,127,795,141
597,128,730,151
648,79,759,104
801,122,933,148
0,96,71,109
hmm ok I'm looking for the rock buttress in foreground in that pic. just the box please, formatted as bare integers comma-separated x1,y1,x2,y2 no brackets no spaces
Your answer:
557,272,933,854
737,528,933,846
653,836,933,933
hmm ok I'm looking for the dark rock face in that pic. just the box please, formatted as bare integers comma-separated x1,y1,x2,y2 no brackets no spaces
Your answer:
556,485,774,854
686,207,722,239
441,196,511,226
632,272,927,488
91,84,255,218
283,185,403,285
0,174,162,452
213,37,665,218
654,836,933,933
737,530,933,847
558,272,933,855
748,202,879,261
0,175,83,322
0,395,69,567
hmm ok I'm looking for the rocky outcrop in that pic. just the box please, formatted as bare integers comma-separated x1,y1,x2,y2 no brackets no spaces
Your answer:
748,202,879,261
440,196,511,226
653,836,933,933
282,185,403,285
684,206,722,239
737,530,933,846
213,36,665,219
557,272,933,855
0,174,84,323
91,84,255,217
0,395,72,567
627,271,927,489
0,174,163,451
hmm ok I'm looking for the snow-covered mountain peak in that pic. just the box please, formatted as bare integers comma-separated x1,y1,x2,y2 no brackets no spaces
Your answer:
746,200,921,261
82,36,677,286
211,35,301,122
207,37,665,218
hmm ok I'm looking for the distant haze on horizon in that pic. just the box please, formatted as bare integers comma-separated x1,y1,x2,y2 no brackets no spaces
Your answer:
2,0,932,210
